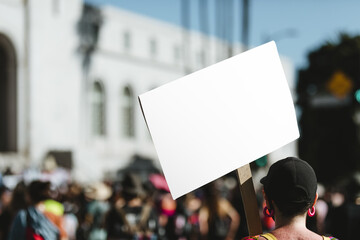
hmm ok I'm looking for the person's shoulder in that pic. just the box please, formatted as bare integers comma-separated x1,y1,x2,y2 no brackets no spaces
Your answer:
241,235,267,240
219,198,235,210
14,209,26,222
198,205,209,218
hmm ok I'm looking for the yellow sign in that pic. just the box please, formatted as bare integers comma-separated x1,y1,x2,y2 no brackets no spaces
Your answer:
327,71,353,98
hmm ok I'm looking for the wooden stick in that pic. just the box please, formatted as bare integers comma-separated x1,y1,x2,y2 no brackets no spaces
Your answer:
237,163,263,236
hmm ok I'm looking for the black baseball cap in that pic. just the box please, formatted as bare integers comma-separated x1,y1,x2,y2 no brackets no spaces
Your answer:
260,157,317,204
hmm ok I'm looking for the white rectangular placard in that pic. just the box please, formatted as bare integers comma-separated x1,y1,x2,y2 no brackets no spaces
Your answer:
139,41,299,199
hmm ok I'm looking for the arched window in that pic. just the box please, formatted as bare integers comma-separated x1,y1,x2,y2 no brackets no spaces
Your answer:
123,30,131,51
91,81,106,136
121,85,135,137
0,34,17,152
149,38,157,58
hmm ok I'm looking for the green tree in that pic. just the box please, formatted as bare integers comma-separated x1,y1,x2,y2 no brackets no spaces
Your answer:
297,34,360,185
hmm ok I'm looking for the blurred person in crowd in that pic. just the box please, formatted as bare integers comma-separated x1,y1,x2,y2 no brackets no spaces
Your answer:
325,175,360,240
105,173,158,240
147,174,177,240
172,193,202,240
104,181,125,240
199,181,240,240
156,192,177,239
75,186,90,240
61,183,81,240
8,180,68,240
324,187,346,239
226,173,250,239
144,173,201,240
243,157,337,240
0,185,12,239
9,181,28,214
0,185,11,213
0,181,28,240
78,181,111,240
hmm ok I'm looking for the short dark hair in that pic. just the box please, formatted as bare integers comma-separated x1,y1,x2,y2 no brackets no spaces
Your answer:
28,180,51,204
269,194,313,218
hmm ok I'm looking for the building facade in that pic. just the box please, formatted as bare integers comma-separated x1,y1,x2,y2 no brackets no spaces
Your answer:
0,0,295,182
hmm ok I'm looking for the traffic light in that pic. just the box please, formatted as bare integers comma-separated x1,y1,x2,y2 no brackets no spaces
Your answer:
355,89,360,103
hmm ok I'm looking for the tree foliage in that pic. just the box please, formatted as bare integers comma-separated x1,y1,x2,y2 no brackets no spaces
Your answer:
297,34,360,185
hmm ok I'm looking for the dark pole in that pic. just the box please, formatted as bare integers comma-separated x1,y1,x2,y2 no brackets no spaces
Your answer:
215,0,221,60
242,0,249,51
199,0,209,66
181,0,191,74
23,0,31,160
227,0,234,57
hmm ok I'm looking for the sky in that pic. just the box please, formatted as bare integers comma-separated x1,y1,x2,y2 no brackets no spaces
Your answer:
84,0,360,72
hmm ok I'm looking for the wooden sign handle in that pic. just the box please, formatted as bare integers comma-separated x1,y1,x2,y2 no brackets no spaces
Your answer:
237,164,263,236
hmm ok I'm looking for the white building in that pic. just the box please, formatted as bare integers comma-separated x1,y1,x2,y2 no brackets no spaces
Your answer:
0,0,295,182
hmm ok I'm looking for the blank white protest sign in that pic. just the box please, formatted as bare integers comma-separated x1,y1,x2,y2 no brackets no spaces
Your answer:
139,41,299,199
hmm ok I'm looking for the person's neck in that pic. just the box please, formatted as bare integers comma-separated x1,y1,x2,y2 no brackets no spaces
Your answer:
272,213,323,240
274,213,307,230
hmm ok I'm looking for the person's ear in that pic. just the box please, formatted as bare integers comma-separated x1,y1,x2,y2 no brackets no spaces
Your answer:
262,188,271,209
312,193,318,207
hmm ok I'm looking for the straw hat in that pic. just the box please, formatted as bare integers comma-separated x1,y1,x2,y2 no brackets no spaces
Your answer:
84,182,112,201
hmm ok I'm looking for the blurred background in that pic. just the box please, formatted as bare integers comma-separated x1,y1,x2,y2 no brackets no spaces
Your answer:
1,0,360,239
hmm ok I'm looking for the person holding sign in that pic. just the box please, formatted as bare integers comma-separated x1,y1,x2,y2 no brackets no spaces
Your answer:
243,157,338,240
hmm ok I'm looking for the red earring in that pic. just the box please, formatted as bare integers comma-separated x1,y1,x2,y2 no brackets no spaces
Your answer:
307,206,315,217
263,206,274,217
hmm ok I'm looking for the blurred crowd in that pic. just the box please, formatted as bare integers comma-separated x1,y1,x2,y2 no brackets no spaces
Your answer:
0,162,359,240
